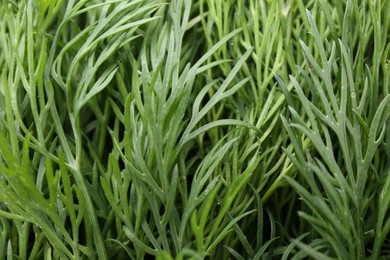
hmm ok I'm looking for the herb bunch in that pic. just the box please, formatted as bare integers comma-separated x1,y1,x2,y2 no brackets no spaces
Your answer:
0,0,389,259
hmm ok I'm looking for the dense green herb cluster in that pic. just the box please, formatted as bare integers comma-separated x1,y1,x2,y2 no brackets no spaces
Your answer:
0,0,389,259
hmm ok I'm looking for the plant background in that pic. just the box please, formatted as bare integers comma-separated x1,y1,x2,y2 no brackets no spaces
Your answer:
0,0,389,259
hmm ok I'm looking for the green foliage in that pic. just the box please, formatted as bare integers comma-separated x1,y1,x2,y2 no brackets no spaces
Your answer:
0,0,389,259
